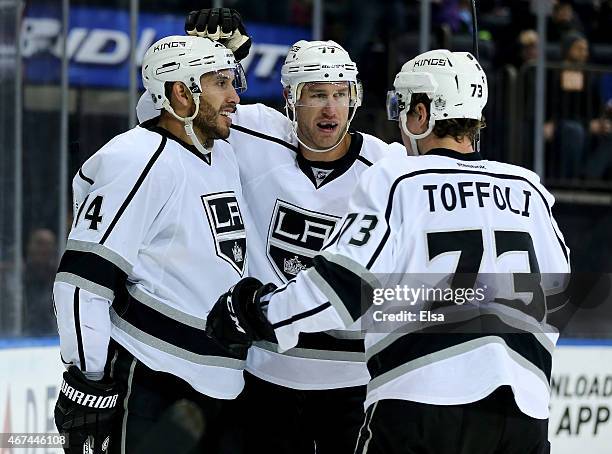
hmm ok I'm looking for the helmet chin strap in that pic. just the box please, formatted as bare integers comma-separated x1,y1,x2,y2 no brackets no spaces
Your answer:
162,94,212,155
284,103,358,153
399,109,435,156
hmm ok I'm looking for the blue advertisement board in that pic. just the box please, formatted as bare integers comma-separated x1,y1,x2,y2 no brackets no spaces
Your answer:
22,6,311,100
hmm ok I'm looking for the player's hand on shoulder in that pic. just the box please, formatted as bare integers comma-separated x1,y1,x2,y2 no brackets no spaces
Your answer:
205,277,277,357
55,366,121,454
185,8,252,61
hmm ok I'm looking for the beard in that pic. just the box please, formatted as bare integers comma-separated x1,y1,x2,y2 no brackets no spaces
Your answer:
192,96,230,142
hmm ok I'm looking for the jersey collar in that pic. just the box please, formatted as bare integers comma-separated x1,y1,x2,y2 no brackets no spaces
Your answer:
296,131,364,189
425,148,483,161
140,116,212,166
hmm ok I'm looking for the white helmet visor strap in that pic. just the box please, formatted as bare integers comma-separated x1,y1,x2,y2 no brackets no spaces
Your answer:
183,95,212,155
163,94,212,155
399,109,435,156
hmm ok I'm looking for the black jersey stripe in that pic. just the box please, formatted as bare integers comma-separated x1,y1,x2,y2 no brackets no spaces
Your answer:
73,288,86,371
366,315,553,383
366,168,569,270
231,124,299,152
74,194,89,228
271,302,332,329
357,155,373,167
295,331,365,352
260,279,296,309
58,250,127,294
311,254,373,322
60,352,71,365
78,168,94,185
255,332,364,354
266,254,372,329
99,136,167,245
112,293,245,360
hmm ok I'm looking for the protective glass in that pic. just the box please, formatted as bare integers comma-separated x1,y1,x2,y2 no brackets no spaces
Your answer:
232,63,248,94
210,64,248,94
386,90,404,121
295,81,359,108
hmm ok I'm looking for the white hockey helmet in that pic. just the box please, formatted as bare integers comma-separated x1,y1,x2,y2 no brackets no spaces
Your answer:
141,35,246,154
386,49,487,153
280,40,362,152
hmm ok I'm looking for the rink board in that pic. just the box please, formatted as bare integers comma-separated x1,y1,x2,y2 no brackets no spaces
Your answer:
0,339,610,453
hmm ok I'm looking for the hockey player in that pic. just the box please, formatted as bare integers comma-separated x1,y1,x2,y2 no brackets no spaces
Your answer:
207,49,571,453
136,8,399,453
53,35,249,453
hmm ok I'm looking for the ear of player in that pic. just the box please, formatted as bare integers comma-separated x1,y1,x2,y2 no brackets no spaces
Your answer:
205,277,278,357
185,8,252,62
54,366,121,454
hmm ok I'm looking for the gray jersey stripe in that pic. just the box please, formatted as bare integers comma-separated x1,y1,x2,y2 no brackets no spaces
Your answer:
366,303,556,361
320,251,382,290
56,272,115,301
325,329,365,340
366,336,551,394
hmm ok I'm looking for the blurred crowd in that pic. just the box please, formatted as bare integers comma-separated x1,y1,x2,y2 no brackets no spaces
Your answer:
65,0,612,181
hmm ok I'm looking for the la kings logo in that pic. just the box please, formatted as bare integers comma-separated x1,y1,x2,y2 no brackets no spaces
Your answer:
201,192,247,275
268,200,340,281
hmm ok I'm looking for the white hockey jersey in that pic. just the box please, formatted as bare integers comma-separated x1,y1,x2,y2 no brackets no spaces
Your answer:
137,93,400,390
230,104,393,390
263,148,571,418
54,119,249,399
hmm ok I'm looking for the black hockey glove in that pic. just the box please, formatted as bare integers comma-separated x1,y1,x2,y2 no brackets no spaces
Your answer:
206,277,278,356
55,366,121,454
185,8,252,61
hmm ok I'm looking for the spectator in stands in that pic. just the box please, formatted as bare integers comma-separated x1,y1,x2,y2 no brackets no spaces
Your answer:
584,99,612,179
547,0,584,42
519,29,539,65
592,0,612,43
433,0,474,34
22,228,58,336
545,32,604,180
511,29,539,69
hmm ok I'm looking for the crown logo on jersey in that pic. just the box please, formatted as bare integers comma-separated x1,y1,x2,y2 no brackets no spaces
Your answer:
433,95,446,110
283,256,308,276
232,242,244,263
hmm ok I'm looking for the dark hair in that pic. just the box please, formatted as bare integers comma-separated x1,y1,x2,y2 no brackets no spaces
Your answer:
164,81,175,102
409,93,485,144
